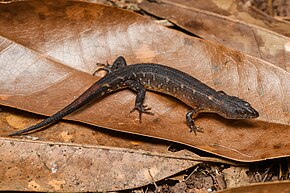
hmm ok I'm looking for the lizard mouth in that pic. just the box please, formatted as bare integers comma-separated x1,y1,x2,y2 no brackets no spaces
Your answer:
224,106,259,119
245,107,259,118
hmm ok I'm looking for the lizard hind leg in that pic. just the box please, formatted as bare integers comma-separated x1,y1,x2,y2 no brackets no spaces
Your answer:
93,56,128,75
186,108,204,135
125,80,154,123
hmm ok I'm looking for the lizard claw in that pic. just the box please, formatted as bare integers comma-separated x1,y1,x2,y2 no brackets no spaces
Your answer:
93,62,112,76
130,104,154,123
189,125,204,136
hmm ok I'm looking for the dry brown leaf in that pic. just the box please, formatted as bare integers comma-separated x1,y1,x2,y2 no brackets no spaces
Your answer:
0,109,179,151
155,0,290,36
0,138,200,192
0,0,289,164
1,109,238,166
223,166,250,188
139,0,290,71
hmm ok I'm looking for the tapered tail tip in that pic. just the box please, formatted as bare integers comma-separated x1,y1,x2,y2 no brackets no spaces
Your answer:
9,130,23,136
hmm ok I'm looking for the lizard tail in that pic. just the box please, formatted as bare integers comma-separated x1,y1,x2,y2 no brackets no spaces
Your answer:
9,82,106,136
9,106,77,136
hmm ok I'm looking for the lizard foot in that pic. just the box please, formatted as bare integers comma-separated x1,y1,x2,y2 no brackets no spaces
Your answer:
186,110,204,136
130,104,154,123
93,62,112,75
189,125,204,136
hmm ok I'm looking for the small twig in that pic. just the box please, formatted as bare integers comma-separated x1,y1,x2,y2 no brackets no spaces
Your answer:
262,165,272,182
148,169,158,189
268,0,274,16
143,186,148,193
185,165,200,181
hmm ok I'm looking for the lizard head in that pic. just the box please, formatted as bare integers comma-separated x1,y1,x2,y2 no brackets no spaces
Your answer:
217,92,259,119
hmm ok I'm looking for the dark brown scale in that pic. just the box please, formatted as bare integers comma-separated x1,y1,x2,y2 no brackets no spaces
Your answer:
9,56,259,136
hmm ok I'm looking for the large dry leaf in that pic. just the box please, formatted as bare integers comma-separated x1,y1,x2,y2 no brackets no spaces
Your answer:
0,138,201,192
0,0,289,163
140,0,290,71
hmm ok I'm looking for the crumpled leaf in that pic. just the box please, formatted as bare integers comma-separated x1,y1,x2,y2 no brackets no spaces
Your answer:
0,0,289,164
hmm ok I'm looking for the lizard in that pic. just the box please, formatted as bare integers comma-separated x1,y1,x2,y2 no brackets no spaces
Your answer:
9,56,259,136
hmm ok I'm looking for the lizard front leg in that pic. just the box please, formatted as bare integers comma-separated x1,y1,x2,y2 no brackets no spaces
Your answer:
125,80,154,122
186,108,205,135
93,56,128,75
